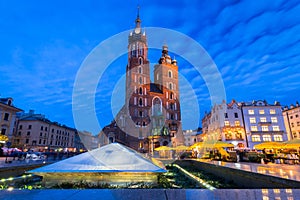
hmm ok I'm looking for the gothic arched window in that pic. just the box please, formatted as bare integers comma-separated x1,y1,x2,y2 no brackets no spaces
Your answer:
168,70,172,78
169,83,173,90
139,77,143,84
139,87,143,95
139,98,143,106
152,97,162,116
170,92,174,100
139,58,143,65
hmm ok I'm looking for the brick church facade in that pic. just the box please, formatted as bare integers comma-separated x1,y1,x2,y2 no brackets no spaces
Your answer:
100,11,184,153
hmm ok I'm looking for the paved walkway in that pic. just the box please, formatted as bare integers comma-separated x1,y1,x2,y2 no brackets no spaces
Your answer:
199,159,300,182
0,156,62,169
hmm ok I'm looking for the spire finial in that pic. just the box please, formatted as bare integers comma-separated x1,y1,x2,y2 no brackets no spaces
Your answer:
137,5,140,19
135,5,141,26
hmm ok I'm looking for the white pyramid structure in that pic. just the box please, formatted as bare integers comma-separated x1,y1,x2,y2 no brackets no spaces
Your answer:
30,143,166,173
29,143,166,186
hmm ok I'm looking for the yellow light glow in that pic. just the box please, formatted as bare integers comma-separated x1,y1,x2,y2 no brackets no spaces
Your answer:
273,189,280,194
262,189,269,194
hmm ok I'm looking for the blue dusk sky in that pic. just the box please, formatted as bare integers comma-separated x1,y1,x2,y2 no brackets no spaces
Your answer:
0,0,300,135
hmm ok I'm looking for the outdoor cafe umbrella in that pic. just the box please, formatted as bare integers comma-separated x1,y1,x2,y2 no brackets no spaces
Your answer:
253,141,285,150
172,145,189,151
188,142,203,150
154,146,172,151
202,140,234,148
283,138,300,149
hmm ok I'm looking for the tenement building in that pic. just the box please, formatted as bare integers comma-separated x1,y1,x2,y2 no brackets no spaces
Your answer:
100,11,184,153
241,100,288,148
282,102,300,140
202,100,288,149
0,97,22,143
12,110,78,152
202,100,247,148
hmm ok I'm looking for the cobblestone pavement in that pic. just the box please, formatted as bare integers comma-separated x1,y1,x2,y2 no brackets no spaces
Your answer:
200,159,300,182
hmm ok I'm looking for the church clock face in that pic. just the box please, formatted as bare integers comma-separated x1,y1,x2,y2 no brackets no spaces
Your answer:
135,28,141,34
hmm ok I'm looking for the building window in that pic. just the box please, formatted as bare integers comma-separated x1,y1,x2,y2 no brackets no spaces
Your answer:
260,117,267,122
252,135,261,142
41,126,43,131
139,111,143,117
250,117,256,123
28,125,32,129
271,117,278,123
26,139,29,144
169,83,173,90
296,114,299,118
234,113,238,118
262,135,271,141
297,122,300,126
139,87,143,95
45,127,47,131
235,121,240,126
170,92,174,100
27,131,30,136
138,66,142,74
274,135,283,141
39,139,41,144
248,110,254,115
139,98,143,106
18,131,21,136
272,126,280,131
3,113,9,121
270,109,276,114
19,125,23,130
52,129,54,133
168,70,172,78
170,114,174,120
40,132,42,137
290,116,293,119
1,129,6,135
225,132,233,140
259,110,265,114
291,123,294,127
251,126,258,131
139,77,143,84
262,126,269,131
224,113,228,118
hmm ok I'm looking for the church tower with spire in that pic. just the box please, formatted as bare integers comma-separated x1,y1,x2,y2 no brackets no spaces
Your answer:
101,7,184,153
125,7,151,135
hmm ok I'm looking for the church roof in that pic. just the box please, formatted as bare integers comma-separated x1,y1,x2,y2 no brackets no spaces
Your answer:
150,83,163,94
29,143,166,173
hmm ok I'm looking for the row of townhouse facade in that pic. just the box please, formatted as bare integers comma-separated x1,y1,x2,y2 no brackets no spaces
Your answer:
0,96,87,152
12,110,87,152
201,99,296,149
